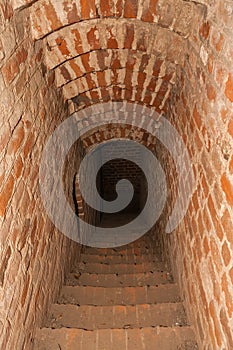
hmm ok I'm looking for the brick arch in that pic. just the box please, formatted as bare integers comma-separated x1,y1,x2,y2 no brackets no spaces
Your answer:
26,0,194,40
12,1,205,115
80,123,157,153
42,18,183,112
66,81,173,113
56,48,176,112
68,85,171,114
18,1,198,113
44,19,186,70
56,49,176,87
75,122,158,221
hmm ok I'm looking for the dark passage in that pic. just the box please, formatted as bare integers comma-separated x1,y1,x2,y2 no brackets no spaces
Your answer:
98,158,147,227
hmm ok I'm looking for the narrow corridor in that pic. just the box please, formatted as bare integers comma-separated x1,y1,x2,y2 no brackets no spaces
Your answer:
34,236,198,349
1,1,233,349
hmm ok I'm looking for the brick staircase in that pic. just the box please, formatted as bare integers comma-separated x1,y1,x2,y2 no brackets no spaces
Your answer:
34,238,198,349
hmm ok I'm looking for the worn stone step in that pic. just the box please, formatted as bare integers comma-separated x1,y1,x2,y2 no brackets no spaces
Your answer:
76,261,166,274
82,246,156,256
80,253,159,264
66,270,173,287
58,284,180,306
45,303,187,330
34,326,198,350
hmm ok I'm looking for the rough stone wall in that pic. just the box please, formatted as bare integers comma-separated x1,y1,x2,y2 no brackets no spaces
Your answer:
0,3,80,349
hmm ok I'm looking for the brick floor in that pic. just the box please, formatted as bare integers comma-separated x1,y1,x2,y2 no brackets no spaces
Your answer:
34,237,198,349
66,270,173,287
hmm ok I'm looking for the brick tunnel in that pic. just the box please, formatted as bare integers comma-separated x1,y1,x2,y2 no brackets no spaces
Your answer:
0,0,233,349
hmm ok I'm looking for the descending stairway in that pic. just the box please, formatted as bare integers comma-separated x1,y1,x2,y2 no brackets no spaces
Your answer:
34,238,198,350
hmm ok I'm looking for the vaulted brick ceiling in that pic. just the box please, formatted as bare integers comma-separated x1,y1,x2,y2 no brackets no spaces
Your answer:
13,0,204,114
81,123,157,152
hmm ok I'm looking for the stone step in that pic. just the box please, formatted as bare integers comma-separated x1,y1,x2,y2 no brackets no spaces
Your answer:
80,253,160,264
58,284,180,306
34,326,198,350
66,270,173,287
82,246,156,256
45,303,187,330
76,261,166,274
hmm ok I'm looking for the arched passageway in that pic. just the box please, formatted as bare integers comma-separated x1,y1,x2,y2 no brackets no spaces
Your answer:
0,1,233,349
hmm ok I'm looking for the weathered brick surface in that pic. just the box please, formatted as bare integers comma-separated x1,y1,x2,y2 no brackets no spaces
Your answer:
0,5,82,350
43,20,178,112
79,253,159,264
154,1,233,348
35,326,197,350
29,0,195,40
46,302,187,329
78,261,165,274
1,0,233,349
59,284,180,305
66,270,173,287
34,236,197,349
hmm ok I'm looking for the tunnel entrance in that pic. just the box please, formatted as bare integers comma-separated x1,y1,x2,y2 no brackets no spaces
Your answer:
88,140,148,228
98,157,147,228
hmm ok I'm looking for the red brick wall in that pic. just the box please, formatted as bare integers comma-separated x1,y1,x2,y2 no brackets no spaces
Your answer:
1,1,233,349
155,3,233,348
0,3,82,349
75,146,101,228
